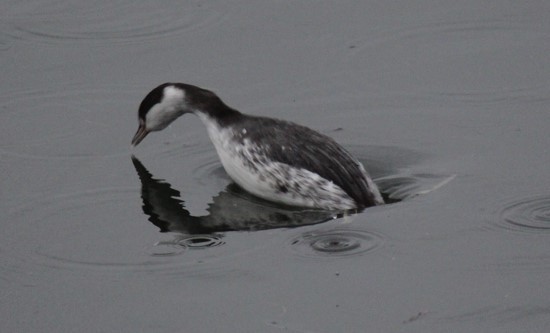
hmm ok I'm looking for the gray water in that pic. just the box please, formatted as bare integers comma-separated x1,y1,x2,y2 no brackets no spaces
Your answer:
2,1,550,332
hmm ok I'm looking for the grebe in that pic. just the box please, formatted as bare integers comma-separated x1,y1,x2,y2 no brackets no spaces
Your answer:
131,83,384,210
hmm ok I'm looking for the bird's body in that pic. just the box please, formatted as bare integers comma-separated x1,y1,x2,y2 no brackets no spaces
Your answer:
132,83,384,210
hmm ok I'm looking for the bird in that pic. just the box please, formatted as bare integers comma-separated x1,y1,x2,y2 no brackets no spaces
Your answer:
131,83,384,210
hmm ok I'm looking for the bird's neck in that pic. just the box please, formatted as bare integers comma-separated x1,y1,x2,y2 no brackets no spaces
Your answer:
193,103,242,128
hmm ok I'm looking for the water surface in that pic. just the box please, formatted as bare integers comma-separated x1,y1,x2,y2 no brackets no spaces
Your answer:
2,1,550,332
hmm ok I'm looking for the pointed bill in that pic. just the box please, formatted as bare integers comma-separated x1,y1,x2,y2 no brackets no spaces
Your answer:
131,123,149,146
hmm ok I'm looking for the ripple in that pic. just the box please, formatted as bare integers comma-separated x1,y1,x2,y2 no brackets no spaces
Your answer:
375,173,456,201
145,241,188,257
2,188,152,276
1,188,190,280
421,85,550,106
187,144,231,186
348,18,542,59
1,187,268,283
0,27,12,51
345,18,550,106
4,0,228,44
447,305,550,324
496,194,550,233
290,229,384,258
0,85,136,160
177,235,225,249
338,145,449,202
144,236,225,256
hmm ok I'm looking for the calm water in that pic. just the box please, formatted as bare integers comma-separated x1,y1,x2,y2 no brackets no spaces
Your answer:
2,1,550,332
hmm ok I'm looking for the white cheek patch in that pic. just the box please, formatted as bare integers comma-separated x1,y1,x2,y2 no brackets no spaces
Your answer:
146,104,171,130
145,86,187,131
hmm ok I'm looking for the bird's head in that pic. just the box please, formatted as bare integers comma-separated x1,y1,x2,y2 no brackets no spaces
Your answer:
132,83,233,146
131,83,189,146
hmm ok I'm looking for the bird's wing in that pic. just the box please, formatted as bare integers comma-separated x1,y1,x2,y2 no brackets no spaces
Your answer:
239,116,377,207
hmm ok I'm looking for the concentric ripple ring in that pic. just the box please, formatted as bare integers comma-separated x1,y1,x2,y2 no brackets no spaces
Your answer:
290,228,385,258
498,194,550,233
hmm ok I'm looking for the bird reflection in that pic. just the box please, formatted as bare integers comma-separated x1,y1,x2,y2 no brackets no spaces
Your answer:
131,156,341,235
